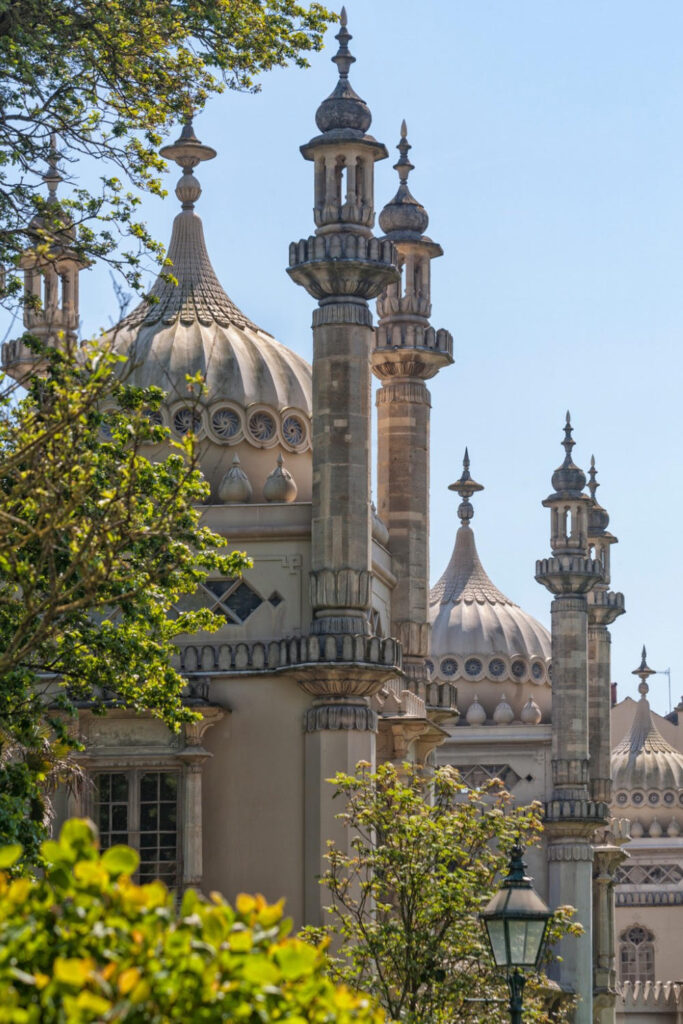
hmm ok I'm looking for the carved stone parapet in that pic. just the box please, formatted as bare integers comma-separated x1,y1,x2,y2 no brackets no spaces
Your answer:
544,798,610,830
310,568,371,612
287,233,398,301
180,631,402,681
376,380,431,406
312,300,373,327
376,291,432,321
587,589,625,626
374,321,453,359
392,620,430,658
400,671,459,722
304,699,377,733
590,777,612,804
547,842,595,863
535,555,604,595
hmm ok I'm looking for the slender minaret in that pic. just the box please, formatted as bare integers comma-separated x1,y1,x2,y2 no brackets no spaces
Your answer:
288,8,398,638
535,413,605,1024
2,136,84,381
372,123,453,690
586,457,625,1024
287,10,400,924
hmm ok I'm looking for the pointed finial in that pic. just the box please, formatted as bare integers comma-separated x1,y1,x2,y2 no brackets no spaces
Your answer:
159,118,217,211
448,447,484,526
394,119,414,186
632,645,656,696
588,454,598,502
332,6,355,80
563,410,575,459
43,134,62,202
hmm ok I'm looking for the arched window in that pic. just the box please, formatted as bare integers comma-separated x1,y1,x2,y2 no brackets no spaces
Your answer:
619,925,655,983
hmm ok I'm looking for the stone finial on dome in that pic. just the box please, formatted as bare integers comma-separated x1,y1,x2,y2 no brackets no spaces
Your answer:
493,694,514,725
448,448,484,527
587,455,610,535
378,121,430,236
263,453,298,503
43,133,62,202
632,645,656,696
520,696,542,725
466,694,486,725
550,411,587,495
314,8,372,135
159,118,217,211
218,454,253,504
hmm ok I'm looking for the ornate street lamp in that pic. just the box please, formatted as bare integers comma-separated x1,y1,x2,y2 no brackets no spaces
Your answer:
480,845,552,1024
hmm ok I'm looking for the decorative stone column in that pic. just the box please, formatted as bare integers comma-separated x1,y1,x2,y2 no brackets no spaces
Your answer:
178,704,224,891
372,123,453,689
536,414,605,1024
287,10,400,924
585,458,625,1024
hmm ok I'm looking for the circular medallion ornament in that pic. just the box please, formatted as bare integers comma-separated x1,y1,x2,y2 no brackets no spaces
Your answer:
531,662,544,680
632,792,644,805
173,407,202,436
511,659,526,679
282,414,306,447
465,658,483,677
440,658,457,677
663,792,675,805
248,410,276,443
211,407,240,440
648,792,660,805
489,658,505,678
616,792,628,805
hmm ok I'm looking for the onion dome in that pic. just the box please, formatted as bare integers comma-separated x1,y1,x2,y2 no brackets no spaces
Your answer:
493,694,514,725
378,122,429,237
520,696,542,725
466,695,486,725
104,120,312,500
315,9,371,135
263,454,298,503
612,648,683,798
429,451,551,689
218,454,252,504
550,411,587,496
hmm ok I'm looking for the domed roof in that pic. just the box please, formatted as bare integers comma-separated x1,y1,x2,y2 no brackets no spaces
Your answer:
429,454,551,687
612,650,683,795
314,10,371,136
378,122,430,237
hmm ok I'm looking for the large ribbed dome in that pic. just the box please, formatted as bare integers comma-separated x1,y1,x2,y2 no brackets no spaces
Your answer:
103,121,312,503
429,523,551,686
612,696,683,792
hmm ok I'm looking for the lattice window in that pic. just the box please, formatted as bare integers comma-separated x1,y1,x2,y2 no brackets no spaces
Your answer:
95,770,180,887
456,764,521,790
616,863,683,886
619,926,655,983
200,578,264,624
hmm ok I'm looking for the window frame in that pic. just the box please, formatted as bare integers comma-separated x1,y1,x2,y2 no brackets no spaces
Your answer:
618,925,655,984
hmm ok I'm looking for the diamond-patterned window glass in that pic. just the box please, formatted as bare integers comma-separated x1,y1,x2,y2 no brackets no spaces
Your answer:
96,773,129,849
139,772,179,886
268,591,284,607
199,578,264,624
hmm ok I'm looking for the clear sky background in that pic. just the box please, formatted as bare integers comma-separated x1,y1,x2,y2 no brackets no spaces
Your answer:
4,2,681,716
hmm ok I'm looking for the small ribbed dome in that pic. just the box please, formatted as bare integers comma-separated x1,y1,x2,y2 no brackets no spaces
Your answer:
550,412,586,495
429,525,551,679
612,695,683,794
378,122,429,236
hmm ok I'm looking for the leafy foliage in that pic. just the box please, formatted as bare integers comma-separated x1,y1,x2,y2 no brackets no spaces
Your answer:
0,818,384,1023
0,344,250,860
309,763,580,1024
0,0,333,303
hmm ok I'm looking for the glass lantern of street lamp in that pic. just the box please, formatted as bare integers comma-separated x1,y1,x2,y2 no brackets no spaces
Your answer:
481,844,552,972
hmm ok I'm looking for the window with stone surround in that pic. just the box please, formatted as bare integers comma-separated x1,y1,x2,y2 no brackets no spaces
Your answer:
619,925,655,983
94,770,180,887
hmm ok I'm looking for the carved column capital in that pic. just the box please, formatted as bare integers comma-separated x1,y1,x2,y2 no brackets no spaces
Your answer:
304,699,377,733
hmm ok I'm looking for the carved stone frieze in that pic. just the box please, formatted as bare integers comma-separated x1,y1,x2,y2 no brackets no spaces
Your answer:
312,301,373,327
547,842,595,863
392,620,430,657
287,233,398,301
375,380,431,405
304,700,377,733
587,588,626,626
535,556,604,595
309,568,372,611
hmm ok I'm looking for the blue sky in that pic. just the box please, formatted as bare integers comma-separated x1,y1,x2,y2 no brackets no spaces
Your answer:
4,2,682,715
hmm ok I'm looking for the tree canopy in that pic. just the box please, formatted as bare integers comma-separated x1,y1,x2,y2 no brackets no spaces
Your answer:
0,818,383,1023
0,0,333,303
0,344,250,860
310,763,579,1024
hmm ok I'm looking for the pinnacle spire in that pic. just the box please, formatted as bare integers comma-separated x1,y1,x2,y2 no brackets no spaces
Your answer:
43,134,62,202
549,410,587,496
394,119,414,185
159,118,217,211
632,645,656,696
562,410,575,462
448,448,484,526
588,454,598,502
332,7,355,79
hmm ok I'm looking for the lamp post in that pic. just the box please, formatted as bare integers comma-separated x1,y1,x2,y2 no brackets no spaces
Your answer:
480,845,552,1024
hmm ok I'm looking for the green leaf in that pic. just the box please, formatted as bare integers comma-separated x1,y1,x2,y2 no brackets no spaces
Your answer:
101,844,139,876
0,844,22,868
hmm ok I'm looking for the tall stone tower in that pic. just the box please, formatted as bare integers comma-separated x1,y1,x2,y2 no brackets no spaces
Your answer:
287,8,401,922
586,457,626,1024
535,414,606,1024
372,123,453,695
2,138,84,382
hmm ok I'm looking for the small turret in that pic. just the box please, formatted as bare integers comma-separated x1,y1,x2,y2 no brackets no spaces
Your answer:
3,136,85,382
